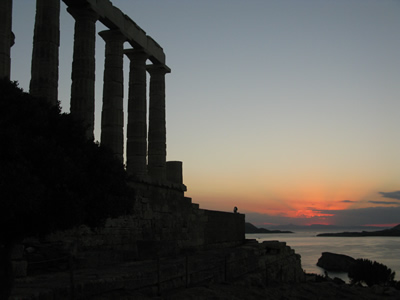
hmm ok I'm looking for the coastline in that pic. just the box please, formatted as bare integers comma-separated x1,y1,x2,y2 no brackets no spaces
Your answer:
317,224,400,237
248,231,400,281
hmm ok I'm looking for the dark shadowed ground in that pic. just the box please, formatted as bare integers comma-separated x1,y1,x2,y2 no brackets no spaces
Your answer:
90,275,400,300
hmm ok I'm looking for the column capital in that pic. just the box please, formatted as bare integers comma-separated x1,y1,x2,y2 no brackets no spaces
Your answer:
124,48,149,62
67,6,98,22
146,63,171,75
99,29,126,43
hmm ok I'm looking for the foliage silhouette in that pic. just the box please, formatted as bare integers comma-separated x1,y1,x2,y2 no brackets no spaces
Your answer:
0,79,134,242
0,79,135,298
348,258,395,287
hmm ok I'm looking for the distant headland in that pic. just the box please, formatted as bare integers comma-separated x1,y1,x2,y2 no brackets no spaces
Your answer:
245,222,293,234
317,224,400,237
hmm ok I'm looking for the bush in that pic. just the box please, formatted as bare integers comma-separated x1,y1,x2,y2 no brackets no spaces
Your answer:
348,258,395,287
0,79,134,243
0,79,135,300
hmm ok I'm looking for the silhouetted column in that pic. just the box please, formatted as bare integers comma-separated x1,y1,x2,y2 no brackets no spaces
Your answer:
29,0,60,105
68,7,98,139
0,0,13,79
147,64,170,180
99,29,126,163
166,161,183,185
124,49,149,178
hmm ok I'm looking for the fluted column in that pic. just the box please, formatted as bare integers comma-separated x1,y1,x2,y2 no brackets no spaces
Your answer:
68,7,98,139
99,29,126,163
147,64,170,180
0,0,13,79
29,0,60,105
124,49,149,177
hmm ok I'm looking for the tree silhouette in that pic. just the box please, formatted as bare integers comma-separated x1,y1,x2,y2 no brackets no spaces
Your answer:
348,258,395,287
0,79,134,298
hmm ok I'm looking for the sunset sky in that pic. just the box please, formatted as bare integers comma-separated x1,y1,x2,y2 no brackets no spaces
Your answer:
10,0,400,227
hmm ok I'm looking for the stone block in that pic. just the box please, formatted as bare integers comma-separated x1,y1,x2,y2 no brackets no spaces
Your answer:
11,244,24,260
12,260,27,278
140,197,149,203
143,210,153,220
158,204,167,213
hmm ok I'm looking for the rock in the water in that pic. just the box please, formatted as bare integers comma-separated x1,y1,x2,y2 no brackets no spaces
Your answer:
317,252,355,272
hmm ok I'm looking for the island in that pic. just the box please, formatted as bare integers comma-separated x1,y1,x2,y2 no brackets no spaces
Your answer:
317,224,400,237
245,222,293,234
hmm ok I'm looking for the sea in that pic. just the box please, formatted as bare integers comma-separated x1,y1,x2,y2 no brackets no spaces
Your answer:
246,228,400,282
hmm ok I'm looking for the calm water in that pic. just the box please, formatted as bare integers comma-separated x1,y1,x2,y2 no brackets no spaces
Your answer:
247,229,400,282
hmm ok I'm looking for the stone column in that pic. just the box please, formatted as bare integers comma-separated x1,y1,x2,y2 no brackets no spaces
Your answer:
147,64,170,180
99,29,126,163
0,0,13,79
166,161,183,185
124,49,149,178
68,7,98,139
29,0,60,105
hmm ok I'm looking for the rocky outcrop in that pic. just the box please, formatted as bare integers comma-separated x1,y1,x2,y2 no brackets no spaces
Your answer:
317,252,356,272
250,240,305,284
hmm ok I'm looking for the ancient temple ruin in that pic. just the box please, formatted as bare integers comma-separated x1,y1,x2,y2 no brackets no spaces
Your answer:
1,0,246,255
2,1,308,297
1,0,186,191
7,0,171,176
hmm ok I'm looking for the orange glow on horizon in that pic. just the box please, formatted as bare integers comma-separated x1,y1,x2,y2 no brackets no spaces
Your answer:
188,180,394,226
245,195,354,220
294,209,334,218
193,191,357,219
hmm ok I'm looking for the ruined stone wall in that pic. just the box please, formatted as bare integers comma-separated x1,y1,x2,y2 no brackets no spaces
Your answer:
43,183,245,269
203,209,245,248
6,0,247,277
13,239,305,299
